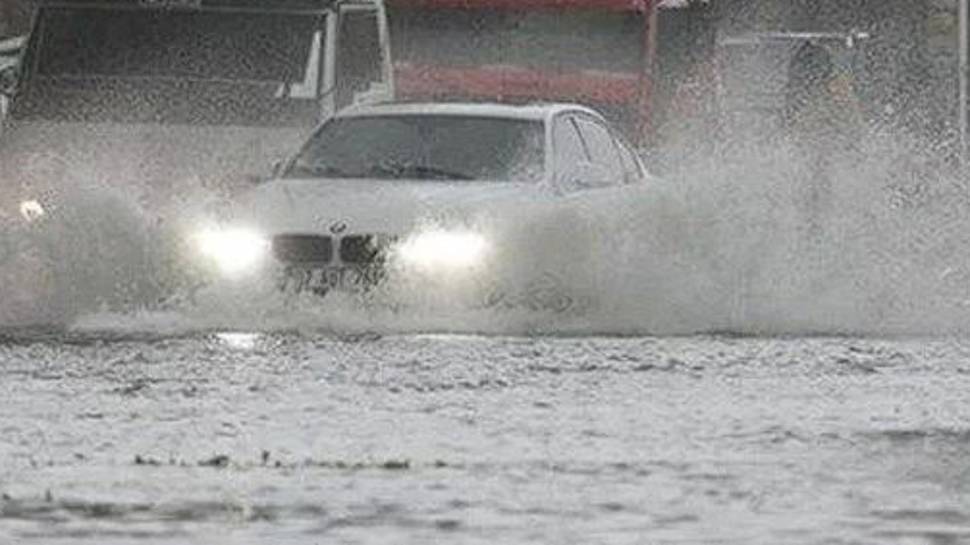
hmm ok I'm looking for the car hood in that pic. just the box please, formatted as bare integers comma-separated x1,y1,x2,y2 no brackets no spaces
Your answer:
233,177,552,235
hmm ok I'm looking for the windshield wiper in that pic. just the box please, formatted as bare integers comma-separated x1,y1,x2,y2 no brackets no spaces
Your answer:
368,162,474,181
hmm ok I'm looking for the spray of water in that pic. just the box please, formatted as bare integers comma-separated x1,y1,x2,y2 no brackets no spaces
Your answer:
34,126,970,339
1,121,966,337
2,38,967,336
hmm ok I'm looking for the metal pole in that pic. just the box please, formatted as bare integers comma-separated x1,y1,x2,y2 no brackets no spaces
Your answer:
960,0,968,163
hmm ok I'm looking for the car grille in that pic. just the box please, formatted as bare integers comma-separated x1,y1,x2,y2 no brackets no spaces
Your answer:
272,234,397,266
339,235,394,264
272,234,333,264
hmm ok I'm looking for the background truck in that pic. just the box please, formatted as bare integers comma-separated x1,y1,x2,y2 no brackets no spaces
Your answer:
0,0,393,204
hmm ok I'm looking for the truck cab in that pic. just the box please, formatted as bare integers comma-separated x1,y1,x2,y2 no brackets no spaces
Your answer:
0,0,393,204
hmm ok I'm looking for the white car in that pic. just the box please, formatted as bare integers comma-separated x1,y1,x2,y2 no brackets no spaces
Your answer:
192,102,651,308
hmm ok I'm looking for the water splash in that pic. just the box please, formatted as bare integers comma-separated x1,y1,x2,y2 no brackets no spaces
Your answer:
45,132,970,338
2,113,969,337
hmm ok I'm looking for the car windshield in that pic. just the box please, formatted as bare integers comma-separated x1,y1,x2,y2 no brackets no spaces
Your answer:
285,114,545,182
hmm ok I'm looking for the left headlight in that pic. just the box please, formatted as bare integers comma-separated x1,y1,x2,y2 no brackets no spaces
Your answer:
193,227,269,277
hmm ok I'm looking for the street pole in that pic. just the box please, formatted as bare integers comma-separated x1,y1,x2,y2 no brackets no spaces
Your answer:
960,0,968,164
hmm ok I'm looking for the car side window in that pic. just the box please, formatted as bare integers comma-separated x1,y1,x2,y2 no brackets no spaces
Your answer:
553,114,588,179
574,116,624,185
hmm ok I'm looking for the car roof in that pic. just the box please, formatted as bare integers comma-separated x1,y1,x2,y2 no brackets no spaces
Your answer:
336,102,604,124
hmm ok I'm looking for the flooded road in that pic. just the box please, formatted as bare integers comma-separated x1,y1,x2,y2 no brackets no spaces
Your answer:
2,331,970,544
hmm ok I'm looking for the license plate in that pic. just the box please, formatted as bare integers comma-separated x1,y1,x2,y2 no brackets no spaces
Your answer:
282,266,384,293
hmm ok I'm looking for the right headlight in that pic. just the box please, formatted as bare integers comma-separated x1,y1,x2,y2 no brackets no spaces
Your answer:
396,229,489,271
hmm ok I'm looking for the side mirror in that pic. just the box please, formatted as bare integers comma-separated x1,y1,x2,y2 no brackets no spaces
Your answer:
558,162,614,192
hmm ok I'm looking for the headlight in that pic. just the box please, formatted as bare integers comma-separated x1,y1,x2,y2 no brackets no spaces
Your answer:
193,227,268,276
397,229,489,271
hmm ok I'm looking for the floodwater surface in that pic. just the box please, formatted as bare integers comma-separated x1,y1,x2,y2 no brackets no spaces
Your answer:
2,331,969,544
